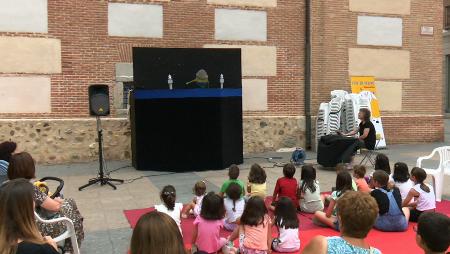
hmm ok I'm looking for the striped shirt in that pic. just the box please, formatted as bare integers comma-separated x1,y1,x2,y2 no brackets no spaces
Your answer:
0,160,8,176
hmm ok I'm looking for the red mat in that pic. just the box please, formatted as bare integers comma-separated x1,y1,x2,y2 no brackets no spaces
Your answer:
124,200,450,254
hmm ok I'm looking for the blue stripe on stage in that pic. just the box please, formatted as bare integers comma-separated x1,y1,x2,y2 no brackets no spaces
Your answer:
134,88,242,99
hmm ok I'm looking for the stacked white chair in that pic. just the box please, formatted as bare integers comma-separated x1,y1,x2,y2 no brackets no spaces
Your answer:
316,102,330,145
344,94,359,133
327,97,344,134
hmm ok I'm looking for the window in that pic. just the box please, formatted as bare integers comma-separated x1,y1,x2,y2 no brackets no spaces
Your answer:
445,6,450,30
123,82,133,109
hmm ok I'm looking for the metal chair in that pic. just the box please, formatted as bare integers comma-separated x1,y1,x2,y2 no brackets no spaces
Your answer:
416,146,450,202
34,211,80,254
359,133,382,167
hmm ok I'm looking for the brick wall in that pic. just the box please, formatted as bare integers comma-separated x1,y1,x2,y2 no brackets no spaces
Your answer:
0,0,444,158
311,0,444,144
0,0,304,118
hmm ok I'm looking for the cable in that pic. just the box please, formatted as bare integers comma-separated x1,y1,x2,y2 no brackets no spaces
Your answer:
106,165,133,175
116,172,179,185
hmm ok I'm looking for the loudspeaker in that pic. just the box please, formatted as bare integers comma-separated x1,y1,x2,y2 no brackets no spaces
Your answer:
88,85,110,116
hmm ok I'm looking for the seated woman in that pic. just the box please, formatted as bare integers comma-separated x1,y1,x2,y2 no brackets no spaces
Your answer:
303,191,381,254
0,178,59,254
0,141,17,180
7,152,84,253
338,108,377,166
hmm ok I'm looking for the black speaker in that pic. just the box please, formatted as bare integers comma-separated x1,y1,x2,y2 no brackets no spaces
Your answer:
88,84,110,116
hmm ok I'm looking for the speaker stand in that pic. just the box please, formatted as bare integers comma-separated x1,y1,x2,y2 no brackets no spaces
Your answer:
79,117,124,191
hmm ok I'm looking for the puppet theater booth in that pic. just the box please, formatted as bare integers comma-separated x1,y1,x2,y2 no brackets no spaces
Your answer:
130,48,244,171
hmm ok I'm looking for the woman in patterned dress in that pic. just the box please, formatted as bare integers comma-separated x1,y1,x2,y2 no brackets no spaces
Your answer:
7,152,84,253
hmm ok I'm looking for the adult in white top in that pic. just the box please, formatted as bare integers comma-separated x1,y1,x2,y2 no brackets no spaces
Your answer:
402,168,436,222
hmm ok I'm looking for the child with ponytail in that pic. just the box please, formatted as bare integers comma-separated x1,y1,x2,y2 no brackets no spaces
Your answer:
402,167,436,222
155,185,183,233
224,182,245,231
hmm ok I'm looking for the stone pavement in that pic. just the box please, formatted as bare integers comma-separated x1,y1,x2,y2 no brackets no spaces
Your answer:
36,121,450,254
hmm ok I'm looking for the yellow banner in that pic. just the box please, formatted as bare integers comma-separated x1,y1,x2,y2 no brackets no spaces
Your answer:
350,76,380,118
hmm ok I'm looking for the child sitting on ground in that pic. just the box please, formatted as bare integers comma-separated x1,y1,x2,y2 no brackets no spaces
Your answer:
416,212,450,254
228,196,272,254
224,183,245,231
374,153,395,187
403,167,436,222
298,164,324,213
155,185,183,233
392,162,415,202
353,165,371,193
313,171,354,231
247,163,267,198
370,170,409,232
336,163,357,191
272,197,301,253
322,164,356,207
271,163,298,211
191,192,230,254
182,181,207,218
219,164,245,197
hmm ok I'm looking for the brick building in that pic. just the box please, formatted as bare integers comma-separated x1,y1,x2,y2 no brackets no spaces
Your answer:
0,0,443,164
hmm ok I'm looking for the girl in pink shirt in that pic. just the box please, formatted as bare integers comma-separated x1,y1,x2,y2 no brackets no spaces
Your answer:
228,196,272,254
191,192,228,254
272,197,300,252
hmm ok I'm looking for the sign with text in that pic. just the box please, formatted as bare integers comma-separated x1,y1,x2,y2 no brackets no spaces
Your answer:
351,76,387,148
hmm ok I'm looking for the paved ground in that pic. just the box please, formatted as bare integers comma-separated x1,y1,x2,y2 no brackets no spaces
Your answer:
36,120,450,254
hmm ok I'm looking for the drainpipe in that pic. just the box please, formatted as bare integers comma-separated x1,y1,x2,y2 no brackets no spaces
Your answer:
304,0,312,150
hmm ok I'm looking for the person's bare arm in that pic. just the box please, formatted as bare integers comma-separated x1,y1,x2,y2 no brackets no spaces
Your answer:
302,235,327,254
325,199,336,218
341,127,359,136
191,224,198,245
40,197,62,212
267,220,272,254
402,189,419,207
228,225,241,242
358,128,370,140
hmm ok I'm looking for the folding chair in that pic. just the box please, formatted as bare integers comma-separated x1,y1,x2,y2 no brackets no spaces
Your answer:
34,211,80,254
359,133,382,167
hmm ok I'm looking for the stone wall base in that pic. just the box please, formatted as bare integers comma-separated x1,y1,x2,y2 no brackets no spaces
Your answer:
0,117,305,164
0,119,131,164
0,115,443,164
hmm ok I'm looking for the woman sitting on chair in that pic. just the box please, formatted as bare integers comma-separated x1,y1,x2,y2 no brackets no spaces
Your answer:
340,108,376,150
7,152,84,254
0,179,59,254
338,108,377,166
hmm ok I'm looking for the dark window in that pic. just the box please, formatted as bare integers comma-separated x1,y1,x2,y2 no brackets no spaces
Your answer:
445,6,450,30
123,82,133,109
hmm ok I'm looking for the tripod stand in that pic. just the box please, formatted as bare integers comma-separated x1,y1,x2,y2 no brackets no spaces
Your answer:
79,116,124,191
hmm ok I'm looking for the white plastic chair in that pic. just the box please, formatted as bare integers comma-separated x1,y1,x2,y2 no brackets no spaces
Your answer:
416,146,450,202
34,211,80,254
